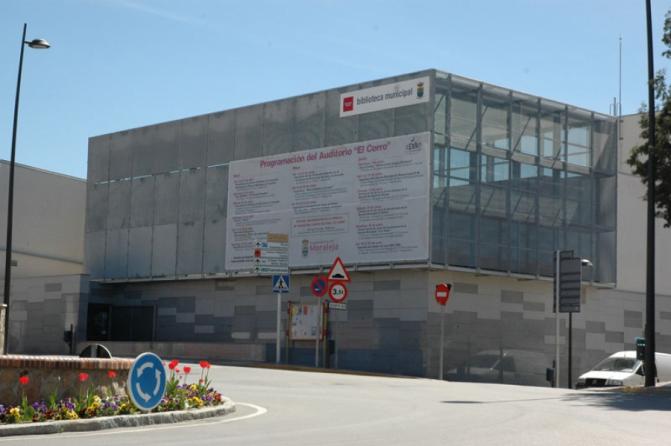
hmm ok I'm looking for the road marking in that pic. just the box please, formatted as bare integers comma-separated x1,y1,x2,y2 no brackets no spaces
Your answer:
0,402,267,442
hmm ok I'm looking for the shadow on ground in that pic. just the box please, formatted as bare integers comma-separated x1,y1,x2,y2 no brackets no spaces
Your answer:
561,388,671,412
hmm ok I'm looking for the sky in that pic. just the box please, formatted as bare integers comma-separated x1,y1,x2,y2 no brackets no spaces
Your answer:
1,0,671,179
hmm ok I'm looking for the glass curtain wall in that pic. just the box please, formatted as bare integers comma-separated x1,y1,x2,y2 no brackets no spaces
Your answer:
431,72,617,282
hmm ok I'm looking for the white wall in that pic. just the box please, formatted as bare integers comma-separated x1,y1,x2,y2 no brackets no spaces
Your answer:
0,161,86,280
617,114,671,295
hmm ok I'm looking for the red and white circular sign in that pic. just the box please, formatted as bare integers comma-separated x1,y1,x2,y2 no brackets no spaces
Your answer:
328,282,348,303
435,283,452,306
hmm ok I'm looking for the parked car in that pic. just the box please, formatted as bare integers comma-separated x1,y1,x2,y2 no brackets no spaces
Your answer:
447,349,548,386
575,351,671,389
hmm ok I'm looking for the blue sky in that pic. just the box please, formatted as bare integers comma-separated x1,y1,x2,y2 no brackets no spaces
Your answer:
1,0,671,178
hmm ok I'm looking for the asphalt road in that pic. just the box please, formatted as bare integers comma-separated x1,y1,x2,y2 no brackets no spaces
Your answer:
2,364,671,446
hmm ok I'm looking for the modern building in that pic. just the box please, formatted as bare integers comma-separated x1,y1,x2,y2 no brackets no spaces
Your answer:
82,69,671,386
0,161,87,354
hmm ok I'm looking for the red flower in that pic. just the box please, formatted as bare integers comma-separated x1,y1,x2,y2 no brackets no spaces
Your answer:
183,366,191,374
175,368,180,374
168,359,179,370
107,370,117,379
199,360,211,369
78,372,89,382
18,376,29,386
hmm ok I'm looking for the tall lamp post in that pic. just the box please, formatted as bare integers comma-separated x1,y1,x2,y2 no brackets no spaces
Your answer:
3,23,50,354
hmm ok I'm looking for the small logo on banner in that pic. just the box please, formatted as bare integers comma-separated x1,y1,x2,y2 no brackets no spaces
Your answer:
343,96,354,112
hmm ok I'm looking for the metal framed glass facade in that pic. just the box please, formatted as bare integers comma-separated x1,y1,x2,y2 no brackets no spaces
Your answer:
431,71,617,283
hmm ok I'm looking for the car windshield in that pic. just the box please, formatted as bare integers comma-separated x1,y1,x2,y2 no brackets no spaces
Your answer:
592,357,639,372
467,355,499,368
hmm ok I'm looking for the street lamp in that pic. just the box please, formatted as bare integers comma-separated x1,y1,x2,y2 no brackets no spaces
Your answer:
2,23,50,355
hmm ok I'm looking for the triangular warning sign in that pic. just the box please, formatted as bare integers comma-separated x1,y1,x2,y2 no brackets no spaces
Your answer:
327,257,351,282
276,276,288,290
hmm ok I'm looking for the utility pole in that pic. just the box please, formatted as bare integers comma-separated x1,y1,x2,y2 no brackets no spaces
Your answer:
644,0,657,388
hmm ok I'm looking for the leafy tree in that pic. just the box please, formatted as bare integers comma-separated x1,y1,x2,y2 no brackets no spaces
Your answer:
627,11,671,227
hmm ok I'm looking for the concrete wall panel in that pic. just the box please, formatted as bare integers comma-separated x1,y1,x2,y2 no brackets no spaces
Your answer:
263,99,295,155
154,172,179,225
152,223,177,277
205,165,228,220
207,111,236,166
106,180,131,230
86,183,108,233
87,136,109,183
395,103,429,135
295,93,325,151
148,122,179,175
130,176,154,227
179,168,205,223
179,116,208,169
85,231,106,278
177,221,203,275
105,228,128,279
203,220,226,274
109,132,133,180
128,226,152,278
235,106,263,160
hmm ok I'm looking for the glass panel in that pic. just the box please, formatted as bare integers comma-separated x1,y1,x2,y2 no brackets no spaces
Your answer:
480,155,509,184
565,111,591,167
540,106,562,160
482,94,509,151
450,87,478,151
512,100,538,156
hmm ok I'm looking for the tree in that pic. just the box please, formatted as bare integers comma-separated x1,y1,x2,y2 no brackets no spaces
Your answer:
627,10,671,227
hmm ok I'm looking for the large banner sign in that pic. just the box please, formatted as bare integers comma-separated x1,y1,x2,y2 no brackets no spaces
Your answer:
225,131,430,271
339,76,430,118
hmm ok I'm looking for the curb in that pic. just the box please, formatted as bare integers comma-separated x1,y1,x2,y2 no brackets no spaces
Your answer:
0,398,236,437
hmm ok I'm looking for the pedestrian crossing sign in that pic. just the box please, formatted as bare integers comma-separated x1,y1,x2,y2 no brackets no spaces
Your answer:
272,274,290,293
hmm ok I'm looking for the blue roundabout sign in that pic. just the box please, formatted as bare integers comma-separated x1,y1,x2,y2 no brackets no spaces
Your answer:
128,352,167,411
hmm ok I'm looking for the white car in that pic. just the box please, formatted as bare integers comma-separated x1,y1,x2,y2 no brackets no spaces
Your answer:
575,351,671,389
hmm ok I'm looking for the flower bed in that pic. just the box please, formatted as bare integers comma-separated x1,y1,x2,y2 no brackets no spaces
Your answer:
0,360,221,425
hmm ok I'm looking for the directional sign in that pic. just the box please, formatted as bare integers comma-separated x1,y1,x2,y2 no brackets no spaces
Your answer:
558,257,582,313
272,274,290,293
127,352,167,412
328,282,348,303
311,276,328,298
327,257,351,282
254,233,289,275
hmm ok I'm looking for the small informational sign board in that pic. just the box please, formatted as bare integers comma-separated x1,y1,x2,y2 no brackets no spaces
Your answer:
329,302,347,311
272,274,290,293
289,303,323,340
127,352,167,412
254,233,289,275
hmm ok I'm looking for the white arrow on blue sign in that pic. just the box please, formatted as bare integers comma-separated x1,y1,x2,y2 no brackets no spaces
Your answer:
127,352,167,411
272,274,290,293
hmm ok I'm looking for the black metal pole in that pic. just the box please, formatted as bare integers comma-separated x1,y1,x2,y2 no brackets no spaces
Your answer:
3,23,27,355
644,0,657,387
568,312,573,389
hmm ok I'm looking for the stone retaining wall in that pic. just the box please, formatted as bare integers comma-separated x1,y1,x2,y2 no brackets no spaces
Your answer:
0,355,132,405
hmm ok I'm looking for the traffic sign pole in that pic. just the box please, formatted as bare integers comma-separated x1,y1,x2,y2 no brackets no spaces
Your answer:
315,298,321,368
439,303,446,380
554,250,560,388
276,291,281,364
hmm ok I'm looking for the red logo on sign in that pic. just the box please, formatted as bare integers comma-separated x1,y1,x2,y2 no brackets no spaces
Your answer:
343,96,354,112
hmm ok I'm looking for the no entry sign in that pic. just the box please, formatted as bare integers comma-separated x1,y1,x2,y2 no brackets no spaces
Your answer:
435,283,452,306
